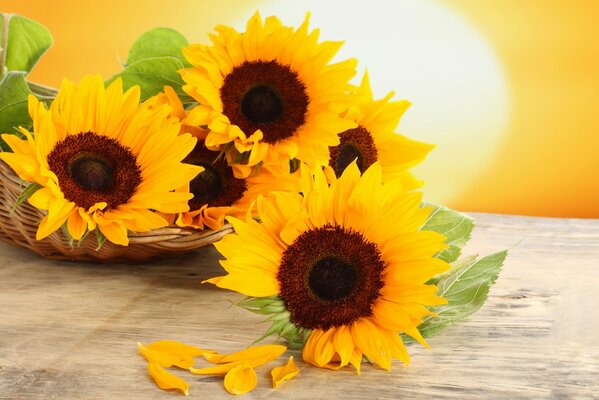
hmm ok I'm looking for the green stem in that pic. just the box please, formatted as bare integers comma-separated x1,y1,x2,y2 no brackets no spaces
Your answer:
27,81,58,98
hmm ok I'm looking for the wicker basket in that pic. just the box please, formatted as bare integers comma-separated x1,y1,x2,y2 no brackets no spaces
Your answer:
0,160,233,262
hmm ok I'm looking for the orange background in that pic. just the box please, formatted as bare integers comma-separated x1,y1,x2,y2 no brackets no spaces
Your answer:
3,0,599,218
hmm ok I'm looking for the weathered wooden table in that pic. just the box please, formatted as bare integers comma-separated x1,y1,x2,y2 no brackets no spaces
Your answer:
0,213,597,399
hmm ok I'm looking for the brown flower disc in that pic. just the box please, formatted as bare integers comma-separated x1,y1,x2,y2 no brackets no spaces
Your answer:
278,225,385,330
329,126,378,177
184,143,247,210
47,132,141,210
220,60,309,144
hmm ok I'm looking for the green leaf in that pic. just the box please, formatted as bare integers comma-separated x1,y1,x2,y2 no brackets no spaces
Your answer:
107,56,192,103
11,181,42,212
126,27,190,67
0,71,32,149
1,13,53,76
416,251,508,338
427,254,478,286
0,71,55,150
421,203,474,263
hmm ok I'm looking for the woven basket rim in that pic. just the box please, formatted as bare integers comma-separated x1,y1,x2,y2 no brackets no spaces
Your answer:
0,158,233,261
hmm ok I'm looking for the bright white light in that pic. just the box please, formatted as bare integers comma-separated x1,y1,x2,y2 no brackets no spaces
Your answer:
238,0,509,205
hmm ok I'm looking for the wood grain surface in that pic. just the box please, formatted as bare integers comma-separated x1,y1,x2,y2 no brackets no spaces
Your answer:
0,213,598,399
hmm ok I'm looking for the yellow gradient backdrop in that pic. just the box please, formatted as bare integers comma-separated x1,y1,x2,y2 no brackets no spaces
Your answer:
3,0,598,217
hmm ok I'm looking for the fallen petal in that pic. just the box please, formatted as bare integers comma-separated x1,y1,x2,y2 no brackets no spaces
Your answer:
224,362,257,395
271,356,300,388
146,340,216,357
147,362,190,396
203,344,286,364
189,350,282,376
138,342,195,369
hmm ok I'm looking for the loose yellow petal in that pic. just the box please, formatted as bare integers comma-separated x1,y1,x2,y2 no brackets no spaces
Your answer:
189,346,286,376
224,362,257,396
271,356,300,388
146,340,216,358
203,344,286,364
147,362,189,396
138,342,196,369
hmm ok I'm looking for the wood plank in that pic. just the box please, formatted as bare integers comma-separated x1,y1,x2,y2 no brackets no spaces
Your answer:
0,213,598,399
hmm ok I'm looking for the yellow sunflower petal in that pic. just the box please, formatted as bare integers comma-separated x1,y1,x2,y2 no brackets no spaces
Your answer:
203,344,286,364
0,151,41,183
138,342,196,369
302,329,337,368
96,218,129,246
28,186,54,210
223,362,257,396
147,362,189,396
66,208,88,240
146,340,216,358
350,319,392,371
332,325,354,367
271,356,300,388
36,197,74,240
204,268,279,297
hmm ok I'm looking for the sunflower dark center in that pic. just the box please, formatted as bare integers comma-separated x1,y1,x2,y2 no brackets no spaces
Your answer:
47,132,141,210
329,126,378,177
69,156,114,192
184,142,247,211
308,257,357,302
221,60,308,145
278,225,385,330
241,85,283,124
336,144,364,175
189,163,224,204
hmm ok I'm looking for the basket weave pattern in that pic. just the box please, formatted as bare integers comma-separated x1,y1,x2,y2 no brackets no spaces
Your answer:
0,160,233,262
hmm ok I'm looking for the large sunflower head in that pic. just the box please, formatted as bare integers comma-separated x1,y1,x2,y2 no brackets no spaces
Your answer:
0,75,201,246
326,72,434,189
180,12,357,178
207,162,450,372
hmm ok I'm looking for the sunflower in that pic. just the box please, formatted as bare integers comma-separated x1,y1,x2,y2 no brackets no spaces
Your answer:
207,162,450,371
179,12,357,178
325,73,434,189
173,139,302,230
0,75,201,246
147,86,302,231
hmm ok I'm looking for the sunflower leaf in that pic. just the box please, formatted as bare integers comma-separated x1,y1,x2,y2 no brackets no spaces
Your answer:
414,250,507,339
427,254,478,286
421,203,474,263
126,27,191,67
0,71,33,149
107,56,193,103
11,181,42,212
0,13,53,77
